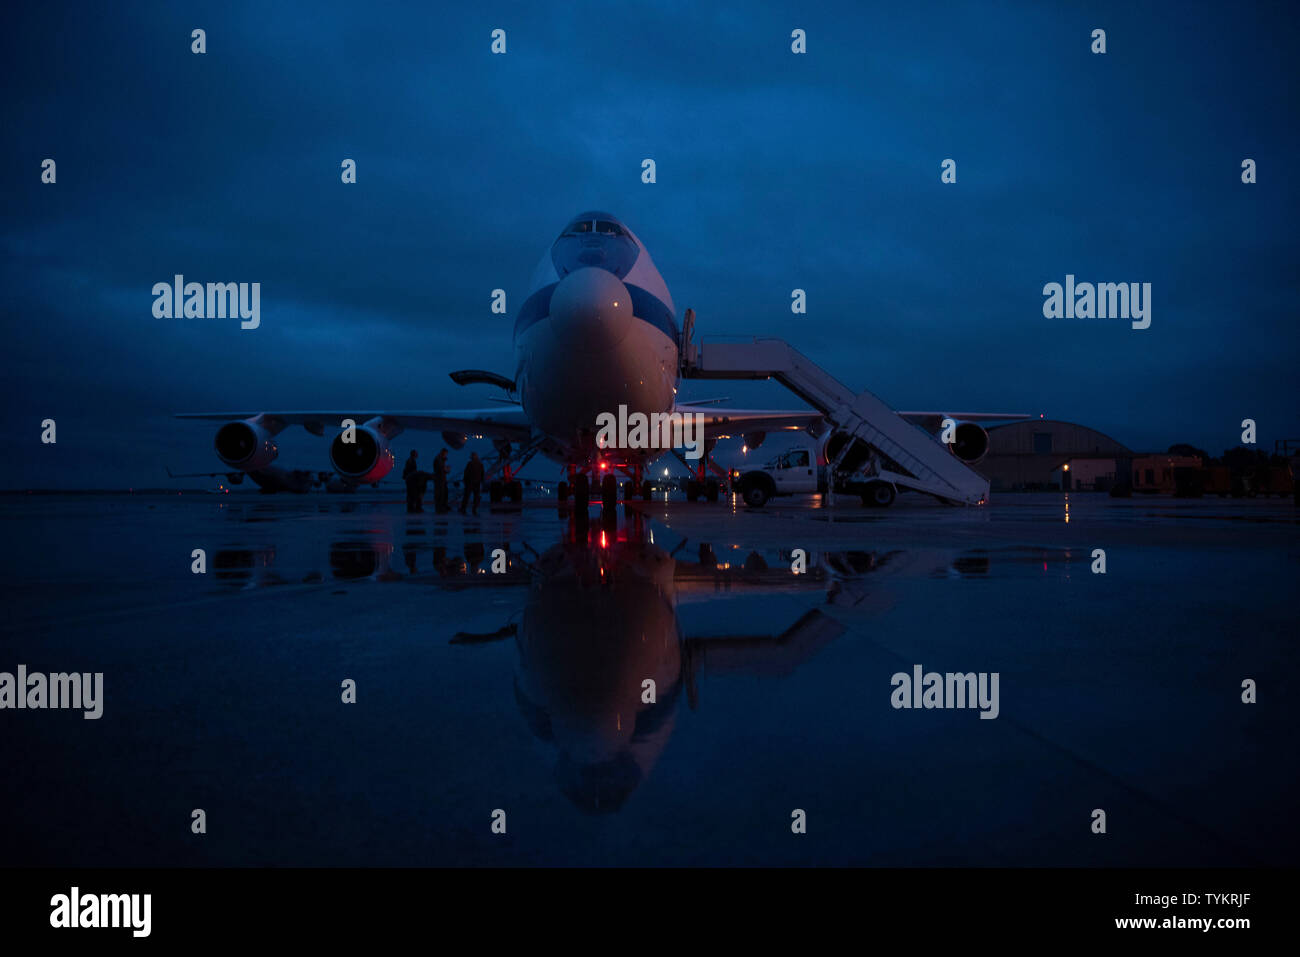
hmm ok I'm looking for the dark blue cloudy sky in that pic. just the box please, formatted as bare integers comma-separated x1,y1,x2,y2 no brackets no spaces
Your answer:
3,1,1297,488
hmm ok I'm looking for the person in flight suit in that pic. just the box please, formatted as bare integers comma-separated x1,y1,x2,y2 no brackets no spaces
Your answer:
403,450,430,513
460,452,485,514
432,449,451,513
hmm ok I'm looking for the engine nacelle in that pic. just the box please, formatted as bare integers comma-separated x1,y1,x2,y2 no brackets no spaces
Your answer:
214,419,278,471
330,424,395,483
442,431,468,450
947,422,990,463
743,431,766,452
823,432,871,472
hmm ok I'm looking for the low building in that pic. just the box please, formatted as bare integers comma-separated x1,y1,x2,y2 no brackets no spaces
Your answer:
977,420,1133,491
1130,454,1204,493
1051,456,1119,492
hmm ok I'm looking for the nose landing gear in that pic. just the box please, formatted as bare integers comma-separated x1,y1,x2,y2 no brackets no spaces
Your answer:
557,467,593,512
563,461,651,513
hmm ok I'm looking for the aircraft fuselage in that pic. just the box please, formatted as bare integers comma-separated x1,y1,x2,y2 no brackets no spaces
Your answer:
513,212,680,468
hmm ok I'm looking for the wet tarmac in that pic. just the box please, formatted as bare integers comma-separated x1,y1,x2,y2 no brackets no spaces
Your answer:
1,491,1295,866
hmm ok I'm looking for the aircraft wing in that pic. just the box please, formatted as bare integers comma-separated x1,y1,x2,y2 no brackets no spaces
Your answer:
675,405,825,440
898,412,1031,427
165,466,243,479
680,406,1030,441
174,408,533,441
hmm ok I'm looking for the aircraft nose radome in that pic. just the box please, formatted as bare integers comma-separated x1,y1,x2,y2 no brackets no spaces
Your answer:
548,267,633,350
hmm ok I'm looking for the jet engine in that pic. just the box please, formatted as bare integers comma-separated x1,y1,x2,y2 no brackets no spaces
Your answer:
330,423,395,483
823,432,872,472
743,431,766,452
442,431,468,450
947,422,990,464
214,419,278,470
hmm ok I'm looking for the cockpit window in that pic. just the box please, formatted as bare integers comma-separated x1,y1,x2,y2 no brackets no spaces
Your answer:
595,220,624,236
564,220,593,234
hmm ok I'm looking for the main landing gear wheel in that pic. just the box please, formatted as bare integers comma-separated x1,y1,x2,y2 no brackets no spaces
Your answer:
601,473,618,511
862,482,896,507
557,481,569,502
574,474,589,510
506,480,522,503
488,480,503,503
705,479,720,502
641,480,652,500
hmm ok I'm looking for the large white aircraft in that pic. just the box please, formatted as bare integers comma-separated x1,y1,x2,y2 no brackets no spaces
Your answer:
179,210,1015,506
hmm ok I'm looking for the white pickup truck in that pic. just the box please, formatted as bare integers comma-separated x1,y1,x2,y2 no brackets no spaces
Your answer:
732,446,897,508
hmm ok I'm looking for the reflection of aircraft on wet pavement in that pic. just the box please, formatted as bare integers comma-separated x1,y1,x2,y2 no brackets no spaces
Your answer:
449,518,847,814
200,514,1008,810
175,211,1024,507
203,514,891,810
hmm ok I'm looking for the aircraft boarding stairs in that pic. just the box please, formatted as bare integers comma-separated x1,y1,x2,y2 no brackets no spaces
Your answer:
679,328,989,506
